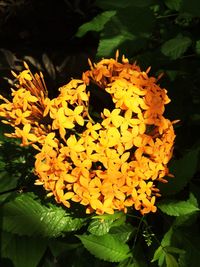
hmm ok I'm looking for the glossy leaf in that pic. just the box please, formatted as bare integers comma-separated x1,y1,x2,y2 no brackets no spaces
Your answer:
1,193,85,237
88,218,113,236
161,35,192,59
165,253,179,267
76,11,116,37
77,233,130,262
97,28,133,58
151,246,165,267
110,224,136,243
97,7,155,57
158,196,199,216
152,227,173,266
0,171,18,202
165,246,185,255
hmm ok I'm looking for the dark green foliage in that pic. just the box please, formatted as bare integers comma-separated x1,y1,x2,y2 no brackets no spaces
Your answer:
158,193,199,216
0,0,200,266
158,147,200,195
77,234,131,262
1,232,47,267
1,192,85,237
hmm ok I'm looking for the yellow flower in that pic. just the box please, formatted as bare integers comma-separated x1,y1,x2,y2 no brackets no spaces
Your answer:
65,106,85,126
44,132,58,148
11,109,31,125
55,179,74,208
0,54,177,216
6,124,37,146
84,122,101,140
101,108,124,128
141,196,157,215
99,127,121,148
51,107,74,140
16,70,32,84
66,135,85,153
59,79,89,105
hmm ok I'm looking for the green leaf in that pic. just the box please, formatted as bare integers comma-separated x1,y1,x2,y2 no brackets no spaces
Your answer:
161,35,192,59
76,11,116,37
92,211,126,221
171,227,200,267
173,194,199,226
110,213,126,227
164,0,182,11
195,40,200,55
97,30,133,58
110,224,136,243
158,198,199,216
152,227,173,266
165,246,185,255
158,147,200,195
1,193,85,237
1,232,47,267
188,192,199,207
174,212,198,227
165,253,179,267
151,246,165,266
77,233,130,262
97,7,155,58
117,258,144,267
117,7,155,35
0,171,18,202
88,218,113,236
0,157,6,170
178,253,189,267
162,227,173,247
181,0,200,17
89,212,126,236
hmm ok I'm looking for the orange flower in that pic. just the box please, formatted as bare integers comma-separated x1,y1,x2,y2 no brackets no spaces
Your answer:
102,108,124,128
5,124,38,146
0,54,177,216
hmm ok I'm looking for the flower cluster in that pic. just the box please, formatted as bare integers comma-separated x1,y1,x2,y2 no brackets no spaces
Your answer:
0,53,176,215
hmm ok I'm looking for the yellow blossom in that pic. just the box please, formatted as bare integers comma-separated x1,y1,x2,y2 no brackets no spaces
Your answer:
66,135,85,153
101,108,124,128
0,54,177,216
6,124,38,146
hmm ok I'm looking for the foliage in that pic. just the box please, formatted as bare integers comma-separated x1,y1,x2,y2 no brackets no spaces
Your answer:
77,234,130,262
0,0,200,267
1,192,85,237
